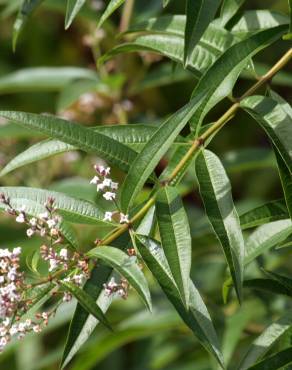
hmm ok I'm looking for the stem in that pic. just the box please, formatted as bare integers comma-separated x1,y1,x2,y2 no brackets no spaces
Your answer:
99,48,292,246
120,0,135,32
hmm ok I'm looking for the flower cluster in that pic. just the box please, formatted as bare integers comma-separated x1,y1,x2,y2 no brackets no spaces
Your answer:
103,277,129,300
89,165,129,224
0,195,63,242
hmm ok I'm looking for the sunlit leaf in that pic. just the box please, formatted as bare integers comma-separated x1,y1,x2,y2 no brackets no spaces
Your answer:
97,0,125,29
65,0,87,29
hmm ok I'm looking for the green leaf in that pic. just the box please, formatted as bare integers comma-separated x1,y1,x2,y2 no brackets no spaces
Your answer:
244,219,292,265
13,0,45,50
244,278,292,297
240,199,289,229
275,150,292,220
105,18,235,78
0,67,98,94
283,0,292,39
231,10,289,37
135,235,224,368
163,0,171,7
87,246,152,311
0,186,110,225
247,346,292,370
238,312,292,370
263,270,292,294
184,0,221,67
0,111,139,174
218,0,245,27
60,281,111,330
156,186,191,308
241,95,292,172
61,265,114,369
195,149,244,302
65,0,86,29
120,90,206,212
190,25,287,133
97,0,125,29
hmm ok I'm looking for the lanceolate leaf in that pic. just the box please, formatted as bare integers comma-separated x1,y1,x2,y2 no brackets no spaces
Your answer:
218,0,245,27
184,0,221,66
244,278,292,297
135,235,224,368
87,246,152,311
61,265,114,369
239,199,289,229
156,186,191,307
275,150,292,220
246,347,292,370
195,149,244,302
190,25,287,134
97,0,125,29
13,0,45,50
0,125,187,176
61,231,135,369
60,281,111,330
238,312,292,370
65,0,87,29
120,90,206,212
0,111,138,174
0,186,111,225
244,219,292,265
241,95,292,172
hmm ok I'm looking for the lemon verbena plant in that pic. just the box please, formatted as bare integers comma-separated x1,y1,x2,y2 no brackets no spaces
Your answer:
0,0,292,369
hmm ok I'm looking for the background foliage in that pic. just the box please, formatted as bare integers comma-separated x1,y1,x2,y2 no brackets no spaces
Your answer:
0,0,292,369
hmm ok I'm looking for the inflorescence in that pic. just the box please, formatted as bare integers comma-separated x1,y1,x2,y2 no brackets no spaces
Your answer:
0,164,131,352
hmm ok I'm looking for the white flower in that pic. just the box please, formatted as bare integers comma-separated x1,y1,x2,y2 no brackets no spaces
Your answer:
72,274,84,285
39,212,49,220
33,325,42,333
0,327,7,337
40,228,46,237
96,183,106,192
42,312,49,320
0,276,5,284
102,178,111,187
60,249,68,260
9,326,18,336
0,260,8,270
110,181,118,190
16,214,25,223
7,267,17,281
103,192,116,201
90,176,99,185
18,323,26,332
49,259,58,272
29,217,37,226
63,292,72,302
26,228,34,238
0,337,7,347
119,213,129,224
104,167,110,175
12,247,21,256
103,212,113,222
47,219,57,229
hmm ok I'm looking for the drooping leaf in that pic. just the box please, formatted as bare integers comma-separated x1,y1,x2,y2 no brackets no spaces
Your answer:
87,246,152,311
156,186,192,307
275,150,292,220
120,90,206,212
0,67,98,95
195,149,244,302
97,0,125,29
244,219,292,265
263,270,292,294
240,199,289,229
60,281,111,330
238,312,292,370
0,111,139,174
244,278,292,297
241,95,292,172
65,0,87,29
13,0,45,50
135,235,224,368
190,25,287,133
184,0,221,66
0,186,111,225
218,0,245,26
61,265,114,369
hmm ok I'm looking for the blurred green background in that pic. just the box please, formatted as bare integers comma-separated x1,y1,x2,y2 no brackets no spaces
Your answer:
0,1,292,369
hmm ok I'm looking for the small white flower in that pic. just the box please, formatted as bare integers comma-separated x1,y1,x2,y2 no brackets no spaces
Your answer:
90,176,99,185
18,323,26,332
12,247,21,256
103,192,116,201
0,327,7,337
33,325,42,333
72,274,84,285
47,219,57,229
103,211,113,222
29,217,37,226
9,326,18,336
110,181,118,190
3,318,10,327
42,312,49,320
39,212,49,220
0,337,7,347
0,260,8,270
119,213,129,224
63,292,72,302
104,167,111,175
96,183,106,192
40,228,46,237
0,276,5,284
16,214,25,223
60,249,68,260
49,259,58,272
25,319,32,327
26,228,34,238
102,178,111,187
